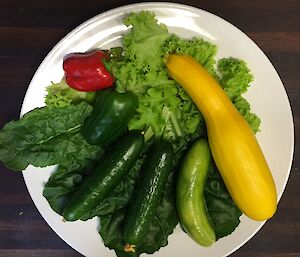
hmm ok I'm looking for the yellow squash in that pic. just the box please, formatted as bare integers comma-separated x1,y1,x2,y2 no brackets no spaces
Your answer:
166,54,277,221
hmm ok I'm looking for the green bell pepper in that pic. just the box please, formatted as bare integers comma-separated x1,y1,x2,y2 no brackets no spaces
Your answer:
82,88,138,145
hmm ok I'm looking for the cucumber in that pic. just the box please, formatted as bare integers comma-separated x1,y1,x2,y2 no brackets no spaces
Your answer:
62,133,144,221
123,139,174,253
176,138,216,246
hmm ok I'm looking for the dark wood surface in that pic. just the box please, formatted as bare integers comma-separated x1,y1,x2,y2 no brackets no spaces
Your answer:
0,0,299,256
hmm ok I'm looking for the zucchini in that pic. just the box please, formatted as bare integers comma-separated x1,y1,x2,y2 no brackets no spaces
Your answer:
166,54,277,221
123,139,174,253
176,138,216,246
63,133,144,221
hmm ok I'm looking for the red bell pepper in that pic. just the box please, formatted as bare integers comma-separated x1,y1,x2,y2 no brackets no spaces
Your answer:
63,50,115,92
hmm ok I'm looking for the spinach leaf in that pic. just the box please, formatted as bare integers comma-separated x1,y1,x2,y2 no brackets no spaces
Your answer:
204,162,242,239
43,157,100,215
0,102,94,171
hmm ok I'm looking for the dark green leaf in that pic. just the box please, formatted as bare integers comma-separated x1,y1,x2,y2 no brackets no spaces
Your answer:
0,102,94,171
204,162,242,239
43,150,102,215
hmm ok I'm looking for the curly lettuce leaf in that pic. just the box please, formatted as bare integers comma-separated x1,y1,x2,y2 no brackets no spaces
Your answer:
217,58,260,133
111,11,170,94
45,79,96,108
233,96,261,133
218,57,253,100
0,102,96,170
162,34,218,77
123,11,169,72
111,12,206,155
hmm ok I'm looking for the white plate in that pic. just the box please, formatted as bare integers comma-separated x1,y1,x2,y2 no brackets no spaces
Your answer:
21,2,294,257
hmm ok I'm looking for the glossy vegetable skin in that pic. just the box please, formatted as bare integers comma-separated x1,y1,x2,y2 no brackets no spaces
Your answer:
166,54,277,221
62,133,144,221
63,50,114,92
176,139,215,246
82,88,138,145
123,140,174,253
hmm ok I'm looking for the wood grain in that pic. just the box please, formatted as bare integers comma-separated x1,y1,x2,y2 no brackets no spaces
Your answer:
0,0,299,257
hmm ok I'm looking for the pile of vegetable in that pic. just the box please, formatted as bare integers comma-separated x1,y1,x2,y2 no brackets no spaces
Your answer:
0,11,277,257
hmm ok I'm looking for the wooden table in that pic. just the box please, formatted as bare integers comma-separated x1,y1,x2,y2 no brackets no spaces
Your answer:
0,1,299,256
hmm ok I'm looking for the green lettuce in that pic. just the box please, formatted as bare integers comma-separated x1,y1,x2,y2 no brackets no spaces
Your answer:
111,12,170,94
218,57,253,100
123,11,169,72
233,96,261,133
45,79,96,108
217,58,260,132
162,34,218,77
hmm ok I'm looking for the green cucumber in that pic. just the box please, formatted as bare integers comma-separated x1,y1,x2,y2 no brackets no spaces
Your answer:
123,139,174,253
176,138,216,246
62,133,144,221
